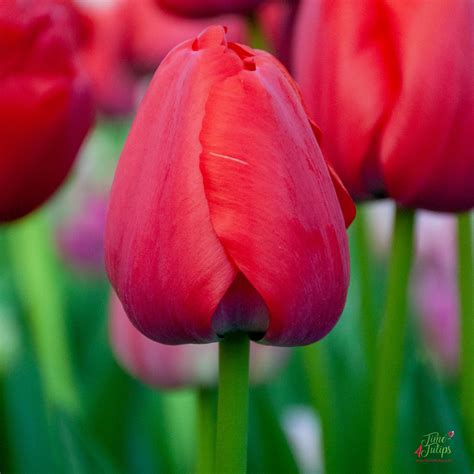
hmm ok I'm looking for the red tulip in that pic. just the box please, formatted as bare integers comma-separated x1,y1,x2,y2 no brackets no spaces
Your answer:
110,292,289,388
293,0,474,212
0,0,94,222
156,0,263,17
105,26,355,346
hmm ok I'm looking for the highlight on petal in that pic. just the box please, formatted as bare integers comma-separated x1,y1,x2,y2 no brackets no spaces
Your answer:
199,50,350,345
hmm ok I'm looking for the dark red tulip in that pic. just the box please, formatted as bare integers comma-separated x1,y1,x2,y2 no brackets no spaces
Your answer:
110,292,289,388
293,0,474,212
156,0,263,17
105,26,355,346
0,0,94,222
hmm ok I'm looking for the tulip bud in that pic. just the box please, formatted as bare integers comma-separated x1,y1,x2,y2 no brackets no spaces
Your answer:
293,0,474,212
110,292,289,389
155,0,264,18
0,0,94,222
105,26,354,346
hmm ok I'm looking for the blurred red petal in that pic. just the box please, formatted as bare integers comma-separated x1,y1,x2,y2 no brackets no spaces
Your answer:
380,0,474,212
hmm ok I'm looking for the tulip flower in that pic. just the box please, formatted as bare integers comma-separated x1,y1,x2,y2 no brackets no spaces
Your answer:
0,0,94,222
156,0,264,18
105,25,355,347
110,292,289,388
293,0,474,212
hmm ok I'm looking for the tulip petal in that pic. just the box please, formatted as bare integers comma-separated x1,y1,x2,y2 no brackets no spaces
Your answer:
105,37,244,344
380,0,474,212
199,54,350,345
324,162,356,228
247,48,355,228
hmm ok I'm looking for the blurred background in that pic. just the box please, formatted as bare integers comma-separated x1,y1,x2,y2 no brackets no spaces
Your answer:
0,0,472,473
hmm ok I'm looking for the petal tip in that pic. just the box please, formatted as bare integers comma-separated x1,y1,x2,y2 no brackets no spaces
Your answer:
193,25,228,51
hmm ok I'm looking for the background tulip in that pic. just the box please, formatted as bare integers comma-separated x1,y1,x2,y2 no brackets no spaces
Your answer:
0,0,94,222
105,26,355,346
110,292,289,388
77,0,248,116
156,0,264,17
257,0,297,69
124,0,248,75
293,0,474,212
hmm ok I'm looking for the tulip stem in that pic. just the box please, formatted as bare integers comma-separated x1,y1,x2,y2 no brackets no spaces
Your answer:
457,212,473,460
7,213,79,415
196,388,215,474
302,344,342,474
215,333,250,474
353,204,376,373
0,378,10,472
370,206,415,474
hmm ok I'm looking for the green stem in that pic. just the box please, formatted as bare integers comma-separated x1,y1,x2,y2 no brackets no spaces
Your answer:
0,377,10,472
215,333,250,474
196,389,215,474
7,213,79,415
370,207,415,474
302,344,341,474
353,205,376,373
457,212,473,461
